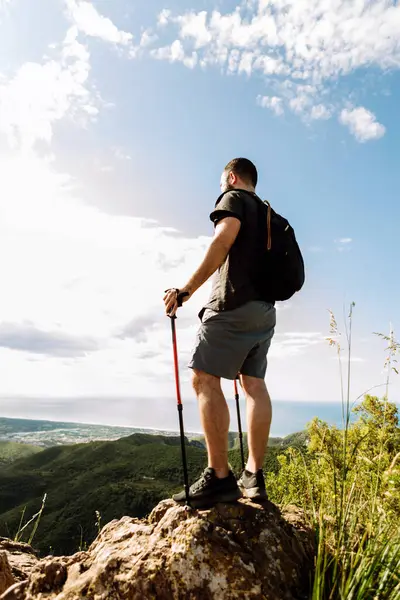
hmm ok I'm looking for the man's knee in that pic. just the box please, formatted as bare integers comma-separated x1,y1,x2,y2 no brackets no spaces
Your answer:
191,369,220,394
240,374,268,397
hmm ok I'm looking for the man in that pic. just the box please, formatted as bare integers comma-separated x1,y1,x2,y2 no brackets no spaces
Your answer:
163,158,276,509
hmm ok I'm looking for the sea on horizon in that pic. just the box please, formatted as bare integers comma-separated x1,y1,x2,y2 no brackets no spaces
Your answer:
0,396,370,438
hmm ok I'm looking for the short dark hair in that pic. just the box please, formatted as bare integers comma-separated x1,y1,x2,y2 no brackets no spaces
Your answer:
224,157,258,187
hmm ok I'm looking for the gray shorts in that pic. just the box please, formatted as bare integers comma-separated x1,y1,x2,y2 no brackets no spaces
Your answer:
188,301,276,380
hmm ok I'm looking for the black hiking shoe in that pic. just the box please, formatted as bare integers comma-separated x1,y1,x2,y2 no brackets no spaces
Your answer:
173,467,242,509
238,468,268,501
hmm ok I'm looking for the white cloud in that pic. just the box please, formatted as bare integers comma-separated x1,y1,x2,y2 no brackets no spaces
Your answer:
310,104,332,121
0,26,95,150
157,9,171,27
65,0,133,46
178,11,212,49
100,164,114,173
139,30,158,48
289,94,312,115
257,95,284,116
238,51,255,76
149,1,400,134
112,146,131,161
335,237,353,252
283,332,323,339
270,332,323,359
227,49,241,75
0,1,139,151
151,40,198,69
0,0,12,9
339,106,386,142
330,355,366,363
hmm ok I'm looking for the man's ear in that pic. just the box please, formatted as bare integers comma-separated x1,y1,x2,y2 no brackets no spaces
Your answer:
229,171,237,185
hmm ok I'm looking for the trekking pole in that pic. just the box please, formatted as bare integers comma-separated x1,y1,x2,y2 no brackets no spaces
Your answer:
234,376,245,471
167,289,190,506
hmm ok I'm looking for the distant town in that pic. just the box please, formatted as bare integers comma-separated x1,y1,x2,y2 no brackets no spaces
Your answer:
0,416,201,447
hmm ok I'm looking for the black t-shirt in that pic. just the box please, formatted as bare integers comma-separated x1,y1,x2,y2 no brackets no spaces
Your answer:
201,189,265,315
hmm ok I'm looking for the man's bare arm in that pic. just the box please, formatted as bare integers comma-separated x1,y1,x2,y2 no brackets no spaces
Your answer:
185,216,241,294
163,216,241,315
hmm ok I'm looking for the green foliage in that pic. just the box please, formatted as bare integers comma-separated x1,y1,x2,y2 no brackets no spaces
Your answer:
0,433,206,556
14,493,47,545
267,396,400,515
266,395,400,598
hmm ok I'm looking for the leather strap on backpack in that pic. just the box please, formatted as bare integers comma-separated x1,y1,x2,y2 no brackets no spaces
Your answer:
222,189,273,251
264,201,272,251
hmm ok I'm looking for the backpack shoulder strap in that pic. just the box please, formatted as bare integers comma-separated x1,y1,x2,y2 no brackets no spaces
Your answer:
234,190,273,251
266,201,272,250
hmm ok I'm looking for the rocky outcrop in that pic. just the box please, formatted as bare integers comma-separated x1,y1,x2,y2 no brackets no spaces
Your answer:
0,539,39,595
1,499,314,600
0,553,14,597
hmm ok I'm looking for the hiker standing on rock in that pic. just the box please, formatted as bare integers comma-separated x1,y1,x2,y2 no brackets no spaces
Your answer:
163,158,304,508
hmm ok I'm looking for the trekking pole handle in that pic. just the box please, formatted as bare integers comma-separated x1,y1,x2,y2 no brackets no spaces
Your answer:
165,288,190,318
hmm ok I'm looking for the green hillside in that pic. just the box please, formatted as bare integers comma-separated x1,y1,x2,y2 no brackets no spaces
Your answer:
0,441,43,466
0,434,206,556
196,430,307,452
0,431,306,557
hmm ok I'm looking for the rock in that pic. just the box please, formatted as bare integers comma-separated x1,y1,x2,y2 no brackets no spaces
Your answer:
0,553,14,596
0,499,314,600
0,538,39,595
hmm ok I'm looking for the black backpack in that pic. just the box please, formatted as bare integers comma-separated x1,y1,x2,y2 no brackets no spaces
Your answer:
253,195,305,302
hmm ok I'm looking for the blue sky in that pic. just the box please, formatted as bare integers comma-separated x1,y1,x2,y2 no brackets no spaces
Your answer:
0,0,399,432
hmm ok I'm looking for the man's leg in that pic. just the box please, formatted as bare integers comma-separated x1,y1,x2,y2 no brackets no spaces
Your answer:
240,374,272,472
192,369,230,479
